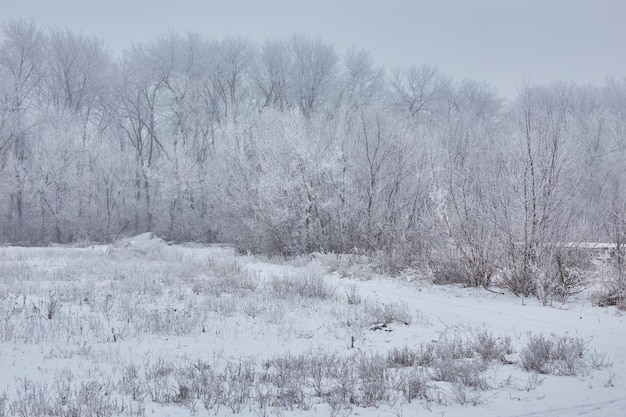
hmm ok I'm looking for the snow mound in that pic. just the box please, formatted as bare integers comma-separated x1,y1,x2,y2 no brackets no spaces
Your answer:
108,233,168,258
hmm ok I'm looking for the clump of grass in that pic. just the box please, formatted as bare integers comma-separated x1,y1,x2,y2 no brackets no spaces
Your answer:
10,373,130,417
344,283,362,305
268,273,336,300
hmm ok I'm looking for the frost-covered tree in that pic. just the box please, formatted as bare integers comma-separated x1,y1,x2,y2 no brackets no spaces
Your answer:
502,83,585,300
435,80,505,287
0,19,44,241
223,110,341,254
114,42,170,234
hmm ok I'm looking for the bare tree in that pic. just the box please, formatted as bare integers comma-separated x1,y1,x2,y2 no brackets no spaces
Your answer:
289,34,338,118
44,28,111,119
336,47,385,112
388,64,450,121
209,36,255,124
253,38,293,112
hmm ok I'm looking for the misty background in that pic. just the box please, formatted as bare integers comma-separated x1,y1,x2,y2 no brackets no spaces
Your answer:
5,0,626,97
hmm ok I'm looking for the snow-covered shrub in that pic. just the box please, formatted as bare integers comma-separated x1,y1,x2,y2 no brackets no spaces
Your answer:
260,354,310,410
471,329,513,364
520,334,557,374
389,328,512,394
440,254,496,288
535,248,590,304
387,346,421,368
389,330,511,374
369,301,412,326
432,357,489,390
434,329,475,361
591,258,626,308
449,382,487,406
324,352,393,409
341,300,413,332
355,353,391,407
502,262,537,298
504,246,592,304
394,367,431,403
386,342,438,369
431,258,467,285
520,334,587,376
431,330,492,390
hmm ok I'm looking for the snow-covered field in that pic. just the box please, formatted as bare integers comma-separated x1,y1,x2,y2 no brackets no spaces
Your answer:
0,234,623,417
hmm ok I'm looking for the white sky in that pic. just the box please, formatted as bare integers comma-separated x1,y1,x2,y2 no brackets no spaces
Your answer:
3,0,625,98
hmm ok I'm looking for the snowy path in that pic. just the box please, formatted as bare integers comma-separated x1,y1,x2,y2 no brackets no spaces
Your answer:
506,399,626,417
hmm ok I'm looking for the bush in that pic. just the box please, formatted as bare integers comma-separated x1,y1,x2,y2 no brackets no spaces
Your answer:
591,260,625,308
395,367,431,402
369,301,412,326
387,346,419,368
432,357,490,390
471,330,513,364
385,343,438,369
551,255,588,301
356,353,390,407
520,334,587,376
432,259,467,286
504,247,591,303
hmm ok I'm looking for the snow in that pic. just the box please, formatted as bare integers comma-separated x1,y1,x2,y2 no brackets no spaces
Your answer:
0,238,623,416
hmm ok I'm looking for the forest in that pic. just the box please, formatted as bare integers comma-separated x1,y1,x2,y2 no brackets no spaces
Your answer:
1,19,625,301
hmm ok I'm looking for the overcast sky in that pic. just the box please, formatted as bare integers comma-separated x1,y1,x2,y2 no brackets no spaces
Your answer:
3,0,625,98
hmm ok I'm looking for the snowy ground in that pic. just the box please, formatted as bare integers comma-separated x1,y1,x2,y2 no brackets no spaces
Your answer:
0,234,623,416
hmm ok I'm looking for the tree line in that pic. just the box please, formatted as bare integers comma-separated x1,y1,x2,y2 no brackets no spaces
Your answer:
1,19,624,299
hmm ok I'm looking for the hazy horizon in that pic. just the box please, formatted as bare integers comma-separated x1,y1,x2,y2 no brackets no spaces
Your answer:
4,0,626,98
